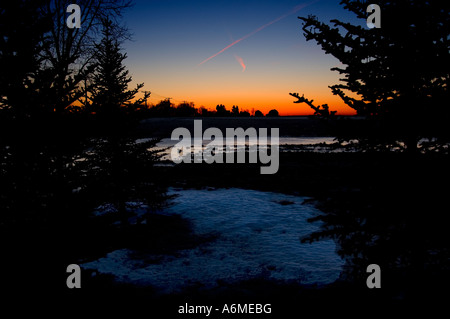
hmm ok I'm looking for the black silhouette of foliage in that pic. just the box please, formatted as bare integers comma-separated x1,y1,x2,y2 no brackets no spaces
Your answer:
176,101,198,117
292,0,450,151
0,0,161,293
88,19,150,117
149,98,175,116
40,0,132,114
289,93,336,118
0,0,52,117
0,0,133,117
254,110,264,117
231,105,239,116
292,0,450,304
82,19,162,224
215,104,230,116
266,109,279,117
146,102,255,117
299,153,450,302
239,110,250,117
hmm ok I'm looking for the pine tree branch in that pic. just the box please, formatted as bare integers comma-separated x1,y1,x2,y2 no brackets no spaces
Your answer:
289,93,336,118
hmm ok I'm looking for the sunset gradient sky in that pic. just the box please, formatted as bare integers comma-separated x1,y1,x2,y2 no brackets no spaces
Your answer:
123,0,364,115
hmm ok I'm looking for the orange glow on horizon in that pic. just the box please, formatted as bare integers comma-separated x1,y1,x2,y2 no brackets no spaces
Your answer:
139,92,356,116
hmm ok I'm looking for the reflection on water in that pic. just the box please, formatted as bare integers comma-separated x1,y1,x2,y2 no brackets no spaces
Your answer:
156,136,336,148
151,137,337,161
144,137,449,162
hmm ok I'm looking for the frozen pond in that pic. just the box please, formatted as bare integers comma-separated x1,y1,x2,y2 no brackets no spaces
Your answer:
82,188,344,294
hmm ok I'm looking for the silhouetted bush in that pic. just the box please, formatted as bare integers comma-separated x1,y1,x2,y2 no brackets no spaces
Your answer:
254,110,264,117
266,109,279,117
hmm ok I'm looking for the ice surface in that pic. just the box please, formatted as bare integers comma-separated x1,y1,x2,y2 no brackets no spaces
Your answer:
82,188,344,293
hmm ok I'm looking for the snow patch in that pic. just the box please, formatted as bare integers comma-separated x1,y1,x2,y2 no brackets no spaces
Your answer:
82,188,343,293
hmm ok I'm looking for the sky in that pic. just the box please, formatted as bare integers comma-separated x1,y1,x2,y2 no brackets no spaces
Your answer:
122,0,364,116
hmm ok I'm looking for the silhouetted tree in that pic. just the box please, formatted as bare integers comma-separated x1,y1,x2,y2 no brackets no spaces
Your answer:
0,0,132,116
293,0,450,303
0,0,51,117
83,19,159,225
176,101,198,117
239,110,250,117
0,1,91,227
266,109,279,117
198,106,211,117
231,105,239,116
0,1,139,291
41,0,132,114
292,0,450,152
88,18,150,119
216,104,230,116
151,98,175,117
254,110,264,117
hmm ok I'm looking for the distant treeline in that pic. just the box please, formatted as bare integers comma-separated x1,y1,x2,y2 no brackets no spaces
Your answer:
142,99,279,117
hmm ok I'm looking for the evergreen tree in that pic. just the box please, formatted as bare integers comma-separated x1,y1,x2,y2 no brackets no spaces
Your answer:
82,19,162,225
41,0,133,114
291,0,450,152
0,0,51,117
89,19,150,118
0,1,138,292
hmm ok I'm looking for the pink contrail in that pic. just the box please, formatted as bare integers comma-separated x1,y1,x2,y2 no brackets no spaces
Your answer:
198,2,315,66
234,54,246,72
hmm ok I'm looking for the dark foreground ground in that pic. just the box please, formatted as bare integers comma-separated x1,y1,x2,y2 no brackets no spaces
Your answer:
1,117,449,316
3,150,449,316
